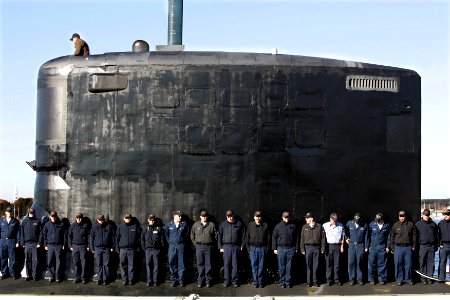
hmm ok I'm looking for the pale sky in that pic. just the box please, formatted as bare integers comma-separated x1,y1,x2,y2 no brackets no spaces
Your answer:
0,0,449,200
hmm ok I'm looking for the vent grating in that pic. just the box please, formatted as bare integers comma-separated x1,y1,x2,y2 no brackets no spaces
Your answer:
346,75,399,92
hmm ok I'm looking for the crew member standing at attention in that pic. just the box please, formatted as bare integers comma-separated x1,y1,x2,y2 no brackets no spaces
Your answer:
245,211,270,288
415,208,439,284
322,213,345,286
68,213,90,284
218,210,245,288
272,211,298,288
89,214,115,285
438,209,450,282
70,33,90,56
368,212,391,285
390,210,416,286
0,207,20,279
165,210,189,287
190,210,217,288
345,212,369,286
141,214,165,287
300,212,325,287
41,211,68,283
116,213,141,285
18,208,41,281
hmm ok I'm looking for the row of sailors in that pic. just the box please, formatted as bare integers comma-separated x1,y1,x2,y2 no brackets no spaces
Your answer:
0,207,449,288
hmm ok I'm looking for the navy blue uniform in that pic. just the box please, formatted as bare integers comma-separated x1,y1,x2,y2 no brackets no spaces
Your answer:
218,220,245,285
0,217,20,278
19,216,41,279
115,221,141,284
272,221,298,287
415,219,439,282
164,220,189,284
89,222,115,283
68,221,90,281
438,218,450,280
345,220,369,284
141,224,165,284
368,221,390,283
42,219,68,281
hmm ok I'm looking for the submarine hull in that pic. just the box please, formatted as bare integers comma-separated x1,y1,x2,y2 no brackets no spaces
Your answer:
33,51,421,224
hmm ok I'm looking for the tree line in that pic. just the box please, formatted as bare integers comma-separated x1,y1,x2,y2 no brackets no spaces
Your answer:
0,197,33,218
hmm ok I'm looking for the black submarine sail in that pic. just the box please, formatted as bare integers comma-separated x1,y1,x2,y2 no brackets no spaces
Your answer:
29,0,421,223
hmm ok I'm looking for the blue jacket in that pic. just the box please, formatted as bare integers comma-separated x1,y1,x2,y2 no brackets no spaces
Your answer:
164,220,189,245
42,219,68,246
345,220,369,248
19,216,41,244
68,222,90,247
218,220,245,249
115,222,141,250
415,219,438,246
0,218,20,241
368,221,391,248
439,219,450,245
272,221,298,250
141,224,165,249
89,222,115,249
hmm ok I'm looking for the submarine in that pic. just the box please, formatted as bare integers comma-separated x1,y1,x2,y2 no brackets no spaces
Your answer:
29,0,421,225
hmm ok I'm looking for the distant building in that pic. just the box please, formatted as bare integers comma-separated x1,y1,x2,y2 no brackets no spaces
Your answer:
421,198,450,217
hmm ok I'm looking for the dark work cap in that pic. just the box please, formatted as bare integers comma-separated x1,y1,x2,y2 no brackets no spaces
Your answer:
226,210,234,216
443,209,450,216
97,214,105,221
50,211,57,217
354,212,361,220
124,213,132,219
173,210,183,216
422,209,430,216
70,33,80,41
75,213,83,218
5,207,12,213
330,213,338,220
254,211,262,217
148,214,156,220
28,208,35,213
305,212,314,219
398,210,406,217
375,213,384,220
200,210,208,217
282,211,290,217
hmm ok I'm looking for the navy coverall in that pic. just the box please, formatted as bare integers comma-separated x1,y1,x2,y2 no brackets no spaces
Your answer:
345,220,369,284
165,220,189,284
368,221,390,283
0,217,20,278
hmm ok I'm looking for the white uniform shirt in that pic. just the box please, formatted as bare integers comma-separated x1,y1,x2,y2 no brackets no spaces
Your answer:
323,221,344,244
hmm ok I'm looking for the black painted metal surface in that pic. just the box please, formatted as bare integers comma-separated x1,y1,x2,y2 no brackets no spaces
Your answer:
32,51,421,225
